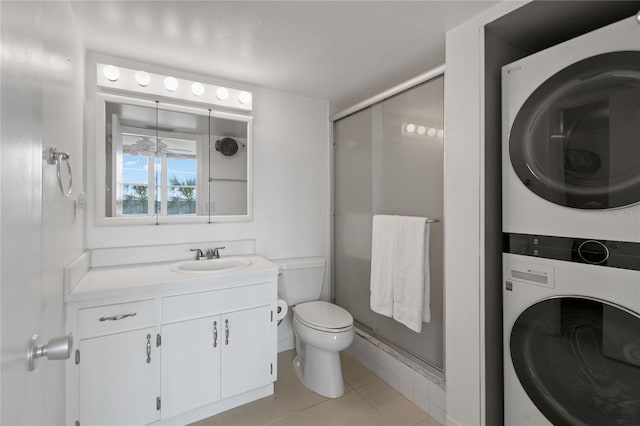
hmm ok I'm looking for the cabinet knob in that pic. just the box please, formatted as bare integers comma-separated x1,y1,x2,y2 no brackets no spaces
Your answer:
225,319,229,345
213,321,218,348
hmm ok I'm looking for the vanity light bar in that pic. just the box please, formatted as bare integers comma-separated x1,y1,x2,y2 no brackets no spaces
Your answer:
96,64,253,111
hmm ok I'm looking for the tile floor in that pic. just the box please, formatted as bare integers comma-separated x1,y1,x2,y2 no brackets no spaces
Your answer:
191,350,442,426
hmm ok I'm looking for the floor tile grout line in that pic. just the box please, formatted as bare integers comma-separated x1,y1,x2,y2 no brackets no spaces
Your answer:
297,394,334,414
195,350,439,426
353,380,431,426
343,375,381,391
263,412,298,426
355,387,395,425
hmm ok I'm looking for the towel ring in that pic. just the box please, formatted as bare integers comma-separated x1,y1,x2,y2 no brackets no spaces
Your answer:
47,148,73,197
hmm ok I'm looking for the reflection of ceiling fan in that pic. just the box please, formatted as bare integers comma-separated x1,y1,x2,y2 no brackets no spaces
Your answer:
124,137,193,157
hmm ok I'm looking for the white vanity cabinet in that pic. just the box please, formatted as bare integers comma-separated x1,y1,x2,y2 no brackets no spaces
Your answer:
160,315,221,419
160,305,275,419
65,258,278,426
159,282,277,421
79,326,160,426
220,306,274,399
74,299,160,426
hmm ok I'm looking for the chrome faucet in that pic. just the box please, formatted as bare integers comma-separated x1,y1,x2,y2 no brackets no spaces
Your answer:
190,248,205,260
207,246,226,259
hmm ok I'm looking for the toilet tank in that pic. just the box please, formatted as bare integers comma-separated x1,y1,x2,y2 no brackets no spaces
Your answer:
273,257,326,306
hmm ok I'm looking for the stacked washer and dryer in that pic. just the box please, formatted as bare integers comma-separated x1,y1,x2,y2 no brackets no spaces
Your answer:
502,15,640,426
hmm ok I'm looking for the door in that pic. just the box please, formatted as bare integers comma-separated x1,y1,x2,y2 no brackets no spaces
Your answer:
510,297,640,425
79,327,160,425
509,51,640,209
161,315,221,419
1,2,82,424
221,306,274,399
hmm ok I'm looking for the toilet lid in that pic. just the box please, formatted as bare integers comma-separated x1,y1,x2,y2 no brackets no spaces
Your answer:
294,301,353,330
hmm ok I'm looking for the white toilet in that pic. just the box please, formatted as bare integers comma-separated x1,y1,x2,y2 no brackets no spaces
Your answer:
275,257,354,398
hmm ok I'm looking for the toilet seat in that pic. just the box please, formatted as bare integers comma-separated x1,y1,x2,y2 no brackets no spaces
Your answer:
294,301,353,333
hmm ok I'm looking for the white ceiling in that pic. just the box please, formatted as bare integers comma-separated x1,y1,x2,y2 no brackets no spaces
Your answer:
70,1,497,113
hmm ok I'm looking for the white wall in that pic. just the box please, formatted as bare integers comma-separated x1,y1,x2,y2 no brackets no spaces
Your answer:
84,54,332,298
1,2,85,424
443,2,526,425
444,20,482,426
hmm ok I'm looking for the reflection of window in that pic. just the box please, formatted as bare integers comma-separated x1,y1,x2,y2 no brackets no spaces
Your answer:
116,133,197,216
103,98,251,222
122,154,149,215
167,158,196,215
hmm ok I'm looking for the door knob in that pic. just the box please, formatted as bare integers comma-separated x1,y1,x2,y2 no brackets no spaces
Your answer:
28,333,73,371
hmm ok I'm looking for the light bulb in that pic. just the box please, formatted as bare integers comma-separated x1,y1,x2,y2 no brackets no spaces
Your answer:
238,91,252,105
191,82,205,96
416,126,426,135
437,129,444,138
135,71,150,87
102,65,120,81
427,128,437,137
405,123,416,133
164,76,179,92
216,87,229,100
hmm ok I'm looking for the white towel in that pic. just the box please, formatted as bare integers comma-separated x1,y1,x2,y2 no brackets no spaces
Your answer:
370,215,396,317
422,222,431,324
370,215,431,333
391,216,427,333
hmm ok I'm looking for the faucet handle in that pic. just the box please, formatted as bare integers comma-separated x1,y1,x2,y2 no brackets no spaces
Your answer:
212,246,226,258
190,248,205,260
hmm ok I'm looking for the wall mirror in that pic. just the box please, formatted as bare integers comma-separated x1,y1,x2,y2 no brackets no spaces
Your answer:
96,93,252,224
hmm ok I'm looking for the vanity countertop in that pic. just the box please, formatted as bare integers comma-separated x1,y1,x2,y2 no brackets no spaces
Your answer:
65,255,278,304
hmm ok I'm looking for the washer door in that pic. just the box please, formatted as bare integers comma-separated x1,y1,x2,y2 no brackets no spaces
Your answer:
510,51,640,209
511,297,640,425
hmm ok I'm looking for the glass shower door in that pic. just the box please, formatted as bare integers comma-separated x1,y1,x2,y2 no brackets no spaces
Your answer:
334,77,444,370
334,108,376,328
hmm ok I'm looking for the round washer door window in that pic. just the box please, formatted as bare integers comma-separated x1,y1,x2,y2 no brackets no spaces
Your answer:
511,297,640,425
509,51,640,209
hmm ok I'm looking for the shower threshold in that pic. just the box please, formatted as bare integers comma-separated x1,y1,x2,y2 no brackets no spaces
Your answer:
353,321,445,387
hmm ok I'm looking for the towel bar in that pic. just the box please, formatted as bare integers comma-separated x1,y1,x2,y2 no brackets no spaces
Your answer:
371,216,439,223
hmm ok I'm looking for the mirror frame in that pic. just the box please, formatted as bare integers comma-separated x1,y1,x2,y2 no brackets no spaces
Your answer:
95,92,253,225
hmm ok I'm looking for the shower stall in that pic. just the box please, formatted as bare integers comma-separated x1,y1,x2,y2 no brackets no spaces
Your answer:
333,75,444,372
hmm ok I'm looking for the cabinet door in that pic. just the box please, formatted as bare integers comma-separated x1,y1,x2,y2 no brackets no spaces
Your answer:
221,306,275,399
161,315,221,419
79,327,159,426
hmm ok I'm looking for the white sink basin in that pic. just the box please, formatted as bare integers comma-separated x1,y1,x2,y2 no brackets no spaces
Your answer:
172,257,252,273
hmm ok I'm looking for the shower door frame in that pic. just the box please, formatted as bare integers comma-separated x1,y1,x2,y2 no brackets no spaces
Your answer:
330,65,446,373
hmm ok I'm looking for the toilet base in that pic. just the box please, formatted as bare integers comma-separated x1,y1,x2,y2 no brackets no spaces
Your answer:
293,348,345,398
291,309,354,399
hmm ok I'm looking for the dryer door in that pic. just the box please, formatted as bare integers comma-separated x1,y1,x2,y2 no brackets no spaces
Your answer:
511,296,640,425
510,51,640,209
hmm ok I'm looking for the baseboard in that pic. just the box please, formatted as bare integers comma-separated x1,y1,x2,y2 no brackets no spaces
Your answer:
278,337,294,352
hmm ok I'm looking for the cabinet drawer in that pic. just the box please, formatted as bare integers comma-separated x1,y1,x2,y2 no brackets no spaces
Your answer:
78,300,155,338
163,283,273,323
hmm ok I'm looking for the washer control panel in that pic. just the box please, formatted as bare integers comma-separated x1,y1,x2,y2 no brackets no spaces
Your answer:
504,233,640,271
577,240,610,265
